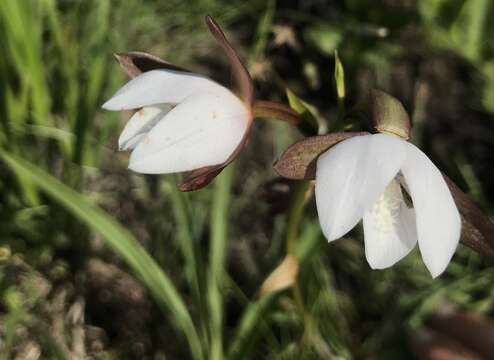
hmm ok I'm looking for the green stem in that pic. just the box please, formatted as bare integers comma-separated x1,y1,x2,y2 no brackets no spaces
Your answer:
208,165,235,360
169,181,201,296
169,180,209,351
285,181,313,343
286,182,310,253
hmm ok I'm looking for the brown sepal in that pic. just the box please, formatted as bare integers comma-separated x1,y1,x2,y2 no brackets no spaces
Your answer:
178,165,225,192
443,175,494,256
370,89,411,140
205,16,254,106
273,132,369,180
113,52,192,79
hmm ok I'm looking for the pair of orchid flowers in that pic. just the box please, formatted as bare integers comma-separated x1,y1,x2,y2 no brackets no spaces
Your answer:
103,16,492,278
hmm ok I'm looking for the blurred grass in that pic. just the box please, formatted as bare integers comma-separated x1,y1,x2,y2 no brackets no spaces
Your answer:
0,0,493,358
0,150,204,359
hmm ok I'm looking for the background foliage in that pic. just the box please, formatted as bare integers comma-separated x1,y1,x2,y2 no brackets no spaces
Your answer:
0,0,493,359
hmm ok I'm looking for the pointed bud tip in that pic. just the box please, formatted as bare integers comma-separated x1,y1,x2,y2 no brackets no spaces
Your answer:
205,15,220,33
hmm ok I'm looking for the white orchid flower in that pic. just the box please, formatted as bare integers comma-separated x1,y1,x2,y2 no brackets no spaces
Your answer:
101,16,256,192
274,90,467,277
102,17,301,192
102,69,251,175
315,133,461,277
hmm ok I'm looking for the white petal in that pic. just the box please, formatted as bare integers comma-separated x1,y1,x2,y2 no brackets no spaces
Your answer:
315,134,407,241
118,105,173,151
128,91,249,174
363,179,417,269
401,142,461,278
102,69,227,110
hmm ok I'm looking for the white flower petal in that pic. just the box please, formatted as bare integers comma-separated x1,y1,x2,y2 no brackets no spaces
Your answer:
102,69,227,110
363,179,417,269
118,105,173,151
315,134,407,241
128,90,249,174
401,142,461,278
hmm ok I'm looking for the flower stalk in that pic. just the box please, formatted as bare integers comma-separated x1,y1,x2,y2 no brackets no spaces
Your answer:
286,181,314,344
253,100,302,126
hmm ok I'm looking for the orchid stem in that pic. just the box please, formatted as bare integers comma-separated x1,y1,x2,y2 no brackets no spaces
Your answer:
253,100,302,126
208,165,235,360
285,181,313,344
169,179,209,351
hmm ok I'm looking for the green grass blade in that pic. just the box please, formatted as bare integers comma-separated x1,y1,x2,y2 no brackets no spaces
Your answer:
226,294,277,359
250,0,276,64
0,151,204,360
451,0,491,62
334,50,346,118
0,0,51,125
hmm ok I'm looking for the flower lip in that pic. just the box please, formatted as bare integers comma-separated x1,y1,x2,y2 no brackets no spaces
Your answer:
363,179,417,270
